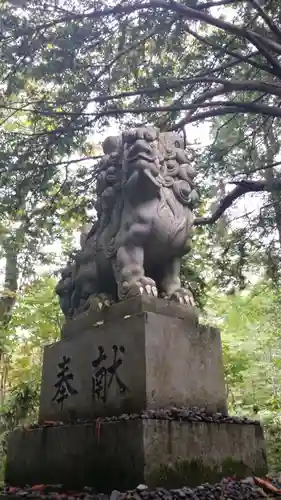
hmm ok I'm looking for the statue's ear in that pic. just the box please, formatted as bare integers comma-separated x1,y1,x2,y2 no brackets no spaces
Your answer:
160,132,184,150
174,139,183,149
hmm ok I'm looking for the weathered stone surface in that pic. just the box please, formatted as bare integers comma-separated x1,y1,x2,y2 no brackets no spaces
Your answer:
39,312,227,423
5,419,267,492
61,296,198,340
55,127,199,319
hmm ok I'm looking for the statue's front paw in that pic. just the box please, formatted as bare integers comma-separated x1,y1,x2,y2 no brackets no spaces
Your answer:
121,277,158,298
163,288,195,306
84,293,114,313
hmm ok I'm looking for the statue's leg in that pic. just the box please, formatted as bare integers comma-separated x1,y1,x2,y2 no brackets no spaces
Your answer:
159,257,195,306
113,222,158,299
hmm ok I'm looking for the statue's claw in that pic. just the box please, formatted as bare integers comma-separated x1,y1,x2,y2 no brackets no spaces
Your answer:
184,294,195,306
84,293,114,314
168,288,195,307
137,278,158,297
120,277,158,299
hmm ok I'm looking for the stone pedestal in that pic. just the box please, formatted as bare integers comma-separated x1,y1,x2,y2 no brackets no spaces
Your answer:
61,296,199,340
5,298,267,490
6,417,267,492
39,304,227,423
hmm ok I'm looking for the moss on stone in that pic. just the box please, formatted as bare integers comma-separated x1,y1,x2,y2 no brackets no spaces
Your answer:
147,457,265,488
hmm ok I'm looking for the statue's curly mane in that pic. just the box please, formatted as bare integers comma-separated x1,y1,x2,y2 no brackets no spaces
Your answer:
89,129,197,242
84,149,124,256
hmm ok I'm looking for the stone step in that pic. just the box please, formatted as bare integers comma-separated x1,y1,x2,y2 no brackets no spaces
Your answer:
5,416,267,492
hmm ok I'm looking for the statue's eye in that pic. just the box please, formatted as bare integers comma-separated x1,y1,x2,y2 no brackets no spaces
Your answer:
144,130,157,142
175,141,180,148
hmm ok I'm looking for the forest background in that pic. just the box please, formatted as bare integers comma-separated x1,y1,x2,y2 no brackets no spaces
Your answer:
1,0,281,479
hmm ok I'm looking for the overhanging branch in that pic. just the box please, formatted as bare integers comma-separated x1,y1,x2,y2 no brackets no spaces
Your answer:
173,103,281,126
194,179,280,226
24,0,281,59
5,98,281,120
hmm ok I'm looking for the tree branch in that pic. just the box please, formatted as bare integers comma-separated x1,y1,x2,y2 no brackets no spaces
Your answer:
3,77,281,116
172,79,281,129
183,25,276,77
194,179,280,226
173,103,281,125
247,0,281,40
245,31,281,77
4,97,281,121
24,0,281,58
196,0,244,8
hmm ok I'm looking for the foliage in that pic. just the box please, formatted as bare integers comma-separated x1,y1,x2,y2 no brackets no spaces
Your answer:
0,274,60,407
205,282,281,470
0,274,61,481
3,0,281,128
195,105,281,290
1,0,281,291
0,380,40,482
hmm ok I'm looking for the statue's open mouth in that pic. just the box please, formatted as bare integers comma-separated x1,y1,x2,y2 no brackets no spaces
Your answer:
126,147,161,186
127,150,159,176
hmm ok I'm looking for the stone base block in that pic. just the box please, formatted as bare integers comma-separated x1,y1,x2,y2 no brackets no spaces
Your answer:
39,311,227,423
61,296,199,340
5,418,267,492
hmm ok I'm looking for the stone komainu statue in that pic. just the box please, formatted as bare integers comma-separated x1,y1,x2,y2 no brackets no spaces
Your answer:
56,126,199,318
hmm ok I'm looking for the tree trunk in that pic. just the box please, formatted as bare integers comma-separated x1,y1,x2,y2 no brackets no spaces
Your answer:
263,124,281,247
264,167,281,247
0,239,19,324
0,238,19,405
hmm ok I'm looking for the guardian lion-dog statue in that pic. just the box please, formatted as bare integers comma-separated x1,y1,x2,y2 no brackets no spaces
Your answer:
56,126,199,318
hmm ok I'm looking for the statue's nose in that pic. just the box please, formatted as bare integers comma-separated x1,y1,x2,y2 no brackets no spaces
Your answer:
127,139,156,161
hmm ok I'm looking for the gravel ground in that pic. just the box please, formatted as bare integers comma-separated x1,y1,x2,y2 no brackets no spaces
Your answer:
25,407,260,430
0,478,269,499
